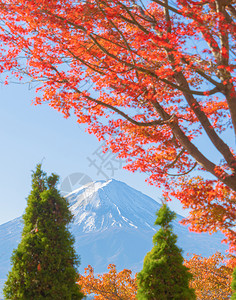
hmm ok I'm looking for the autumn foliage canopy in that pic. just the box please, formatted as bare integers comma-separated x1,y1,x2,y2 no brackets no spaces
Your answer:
0,0,235,252
79,264,137,299
185,252,233,299
79,256,233,300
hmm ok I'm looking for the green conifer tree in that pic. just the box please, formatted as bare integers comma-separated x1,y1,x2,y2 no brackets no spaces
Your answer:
137,204,196,300
232,268,236,300
3,165,83,300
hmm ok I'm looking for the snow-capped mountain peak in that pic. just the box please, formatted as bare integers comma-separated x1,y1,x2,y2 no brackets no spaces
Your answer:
67,179,159,233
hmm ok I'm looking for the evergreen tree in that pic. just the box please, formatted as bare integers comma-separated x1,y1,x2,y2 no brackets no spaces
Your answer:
232,268,236,300
3,165,83,300
137,204,196,300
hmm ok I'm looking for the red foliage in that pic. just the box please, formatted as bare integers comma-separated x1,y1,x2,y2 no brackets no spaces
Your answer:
79,259,234,300
79,264,137,299
185,252,234,299
0,0,235,254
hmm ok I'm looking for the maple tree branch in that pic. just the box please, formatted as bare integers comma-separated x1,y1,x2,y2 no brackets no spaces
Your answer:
92,33,152,70
170,122,236,189
73,87,164,127
160,30,235,171
92,33,134,54
181,57,224,89
203,34,221,63
151,0,181,15
159,3,236,172
95,0,139,78
86,35,221,96
224,9,235,26
119,11,150,34
217,3,230,66
227,4,236,19
223,83,236,136
151,100,236,190
164,0,171,33
129,3,236,172
65,48,105,76
140,0,157,20
18,57,164,129
165,148,185,169
211,3,236,135
87,35,222,96
174,71,236,170
170,1,222,64
105,0,151,35
42,9,222,97
167,162,197,176
130,1,157,27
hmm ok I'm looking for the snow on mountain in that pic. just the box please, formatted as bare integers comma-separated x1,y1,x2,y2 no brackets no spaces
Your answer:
0,179,228,297
67,179,158,232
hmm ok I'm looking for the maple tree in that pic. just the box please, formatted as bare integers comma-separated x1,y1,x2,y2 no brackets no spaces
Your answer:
184,252,233,300
0,0,235,252
78,264,137,299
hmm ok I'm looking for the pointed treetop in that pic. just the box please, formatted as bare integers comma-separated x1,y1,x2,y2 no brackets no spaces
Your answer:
154,203,176,228
31,164,47,192
31,164,59,191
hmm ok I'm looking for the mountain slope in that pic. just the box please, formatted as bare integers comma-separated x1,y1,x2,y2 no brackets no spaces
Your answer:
0,179,227,297
68,179,158,232
67,179,226,272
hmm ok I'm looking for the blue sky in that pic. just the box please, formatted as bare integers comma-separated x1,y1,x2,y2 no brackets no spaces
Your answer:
0,82,190,225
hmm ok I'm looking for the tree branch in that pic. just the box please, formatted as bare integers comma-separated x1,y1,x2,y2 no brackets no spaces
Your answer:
165,148,185,169
42,9,222,97
167,162,197,176
151,0,181,15
73,87,165,127
181,57,225,89
151,100,236,190
66,48,105,76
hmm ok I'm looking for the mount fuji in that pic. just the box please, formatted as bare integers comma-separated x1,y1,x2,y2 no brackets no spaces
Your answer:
0,179,227,297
